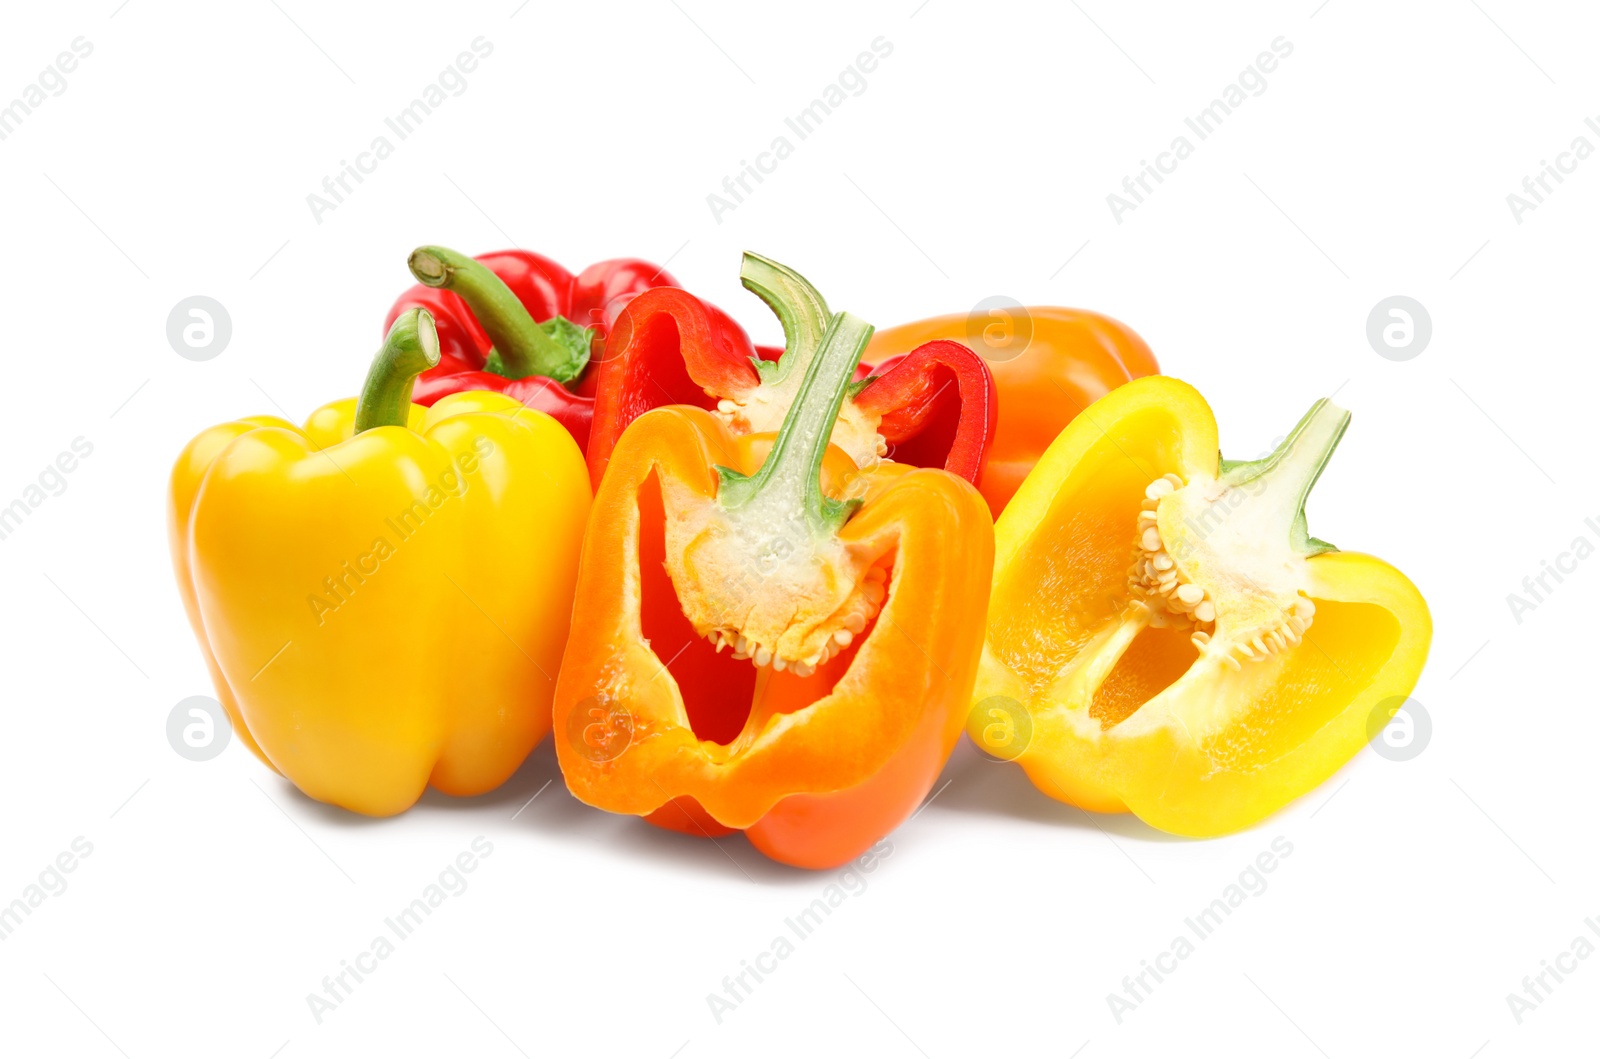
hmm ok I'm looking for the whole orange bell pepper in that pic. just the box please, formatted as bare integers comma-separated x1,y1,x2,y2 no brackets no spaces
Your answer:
552,255,993,869
867,305,1156,516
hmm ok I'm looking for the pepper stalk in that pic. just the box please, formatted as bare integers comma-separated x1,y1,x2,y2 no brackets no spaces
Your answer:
407,245,592,385
739,252,831,389
667,254,883,676
715,309,874,536
354,308,440,433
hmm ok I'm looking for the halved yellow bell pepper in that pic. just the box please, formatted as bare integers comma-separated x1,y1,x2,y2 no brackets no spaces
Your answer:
168,310,591,815
968,375,1430,835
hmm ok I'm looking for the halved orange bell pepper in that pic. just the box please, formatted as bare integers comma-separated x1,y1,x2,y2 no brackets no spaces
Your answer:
968,376,1430,835
552,255,993,869
867,306,1156,516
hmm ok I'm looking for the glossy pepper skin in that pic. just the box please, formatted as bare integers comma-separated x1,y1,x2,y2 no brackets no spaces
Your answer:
553,256,993,869
967,376,1430,836
866,306,1157,516
169,310,591,815
585,254,997,492
383,247,676,451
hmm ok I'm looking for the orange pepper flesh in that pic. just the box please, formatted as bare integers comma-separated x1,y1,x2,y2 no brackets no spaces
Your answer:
553,285,993,869
867,307,1156,516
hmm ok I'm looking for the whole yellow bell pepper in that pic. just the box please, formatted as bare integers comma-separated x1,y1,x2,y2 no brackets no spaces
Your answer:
168,309,591,815
968,375,1430,835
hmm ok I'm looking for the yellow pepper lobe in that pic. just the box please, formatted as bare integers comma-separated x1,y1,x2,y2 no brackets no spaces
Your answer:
1070,397,1347,714
172,391,591,816
969,377,1431,836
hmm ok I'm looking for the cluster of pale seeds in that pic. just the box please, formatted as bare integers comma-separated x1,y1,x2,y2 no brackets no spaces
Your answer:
714,397,890,458
706,565,887,677
714,397,747,418
1127,473,1315,670
1229,595,1316,669
1128,474,1217,641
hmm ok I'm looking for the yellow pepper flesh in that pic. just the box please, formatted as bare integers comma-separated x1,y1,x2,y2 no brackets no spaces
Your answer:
969,376,1431,836
169,389,590,816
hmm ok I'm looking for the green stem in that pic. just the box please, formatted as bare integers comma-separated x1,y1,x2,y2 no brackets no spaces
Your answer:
1219,398,1351,555
717,310,874,534
354,308,440,433
740,252,830,387
407,245,586,383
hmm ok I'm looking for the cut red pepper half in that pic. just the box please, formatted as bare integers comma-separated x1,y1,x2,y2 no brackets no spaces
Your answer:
586,253,995,488
383,247,676,451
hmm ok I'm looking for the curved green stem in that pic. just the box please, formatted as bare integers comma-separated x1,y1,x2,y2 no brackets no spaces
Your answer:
718,309,874,534
408,245,588,384
1218,398,1351,556
740,252,831,387
354,308,439,433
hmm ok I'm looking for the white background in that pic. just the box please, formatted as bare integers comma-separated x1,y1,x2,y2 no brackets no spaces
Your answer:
0,1,1592,1055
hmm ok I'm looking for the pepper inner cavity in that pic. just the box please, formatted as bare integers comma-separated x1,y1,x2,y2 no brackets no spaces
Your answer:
1060,470,1321,717
1132,472,1317,672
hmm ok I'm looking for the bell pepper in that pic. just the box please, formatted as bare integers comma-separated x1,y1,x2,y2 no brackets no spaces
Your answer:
168,309,591,815
867,306,1157,516
552,255,993,869
585,253,997,491
967,376,1430,836
383,247,677,451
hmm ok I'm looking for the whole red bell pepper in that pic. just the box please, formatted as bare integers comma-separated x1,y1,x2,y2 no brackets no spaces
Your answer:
585,253,996,488
383,246,676,451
